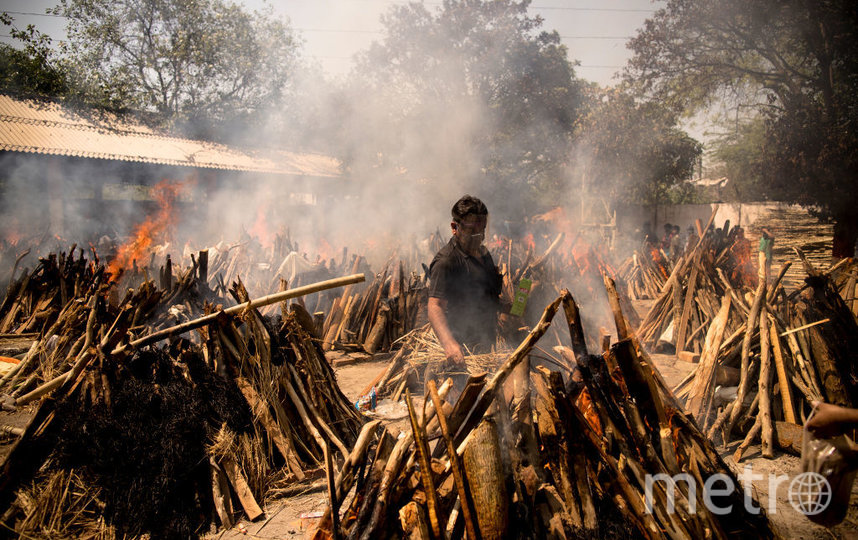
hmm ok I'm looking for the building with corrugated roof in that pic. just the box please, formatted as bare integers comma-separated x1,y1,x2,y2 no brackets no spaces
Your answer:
0,94,342,239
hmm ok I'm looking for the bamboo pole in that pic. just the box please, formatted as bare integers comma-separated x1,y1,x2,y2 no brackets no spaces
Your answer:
117,273,365,353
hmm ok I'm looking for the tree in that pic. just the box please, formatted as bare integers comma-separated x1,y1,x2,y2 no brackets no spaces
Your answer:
575,87,702,212
707,116,769,202
0,14,70,99
51,0,300,140
341,0,585,220
626,0,858,256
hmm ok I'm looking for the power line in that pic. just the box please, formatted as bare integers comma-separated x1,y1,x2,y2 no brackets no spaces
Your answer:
3,4,657,18
310,55,624,68
299,28,631,39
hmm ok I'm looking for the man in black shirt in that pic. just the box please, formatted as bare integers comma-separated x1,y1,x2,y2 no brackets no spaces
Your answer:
428,195,502,372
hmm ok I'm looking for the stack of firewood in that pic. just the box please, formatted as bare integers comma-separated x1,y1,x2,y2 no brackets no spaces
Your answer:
0,250,365,537
675,248,858,461
617,248,672,300
312,288,779,539
318,259,427,355
636,212,754,358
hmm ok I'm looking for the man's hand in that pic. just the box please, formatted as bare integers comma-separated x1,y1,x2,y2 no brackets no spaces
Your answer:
807,401,858,439
442,340,465,369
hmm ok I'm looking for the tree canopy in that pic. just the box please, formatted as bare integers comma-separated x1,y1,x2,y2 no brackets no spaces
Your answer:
626,0,858,253
576,87,702,208
50,0,300,139
341,0,586,219
0,14,70,99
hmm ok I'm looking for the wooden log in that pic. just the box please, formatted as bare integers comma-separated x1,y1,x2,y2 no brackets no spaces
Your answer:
427,380,480,540
333,294,357,346
399,501,431,540
774,421,803,456
759,304,774,458
560,292,588,362
674,252,700,354
363,303,390,354
603,274,630,340
324,440,341,540
687,296,732,424
532,370,585,530
221,456,264,521
728,280,766,432
198,249,208,284
210,458,235,529
462,418,508,540
405,389,444,538
732,414,762,463
432,373,486,460
769,316,797,424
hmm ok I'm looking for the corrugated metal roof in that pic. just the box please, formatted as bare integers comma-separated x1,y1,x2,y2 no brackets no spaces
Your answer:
0,94,341,177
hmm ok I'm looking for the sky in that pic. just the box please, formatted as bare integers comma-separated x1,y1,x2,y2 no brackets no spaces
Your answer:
0,0,662,87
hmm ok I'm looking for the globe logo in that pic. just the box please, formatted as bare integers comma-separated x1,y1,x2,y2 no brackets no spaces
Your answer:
788,472,832,516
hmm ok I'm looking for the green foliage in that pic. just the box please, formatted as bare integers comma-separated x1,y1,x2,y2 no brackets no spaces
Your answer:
51,0,300,139
626,0,858,225
576,87,702,207
708,117,769,202
0,14,69,98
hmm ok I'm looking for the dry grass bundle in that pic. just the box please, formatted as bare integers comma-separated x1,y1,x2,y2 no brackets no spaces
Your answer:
373,325,514,399
14,469,113,540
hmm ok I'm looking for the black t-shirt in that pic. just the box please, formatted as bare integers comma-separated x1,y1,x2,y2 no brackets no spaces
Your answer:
428,237,502,349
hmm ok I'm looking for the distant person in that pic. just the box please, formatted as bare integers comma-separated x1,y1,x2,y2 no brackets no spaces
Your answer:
685,226,699,253
661,223,674,251
641,221,657,246
758,227,774,284
670,224,682,260
729,227,756,288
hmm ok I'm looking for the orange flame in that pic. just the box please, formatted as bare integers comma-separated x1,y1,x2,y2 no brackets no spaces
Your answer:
106,179,187,279
248,202,274,250
523,233,536,252
575,387,603,437
317,238,334,262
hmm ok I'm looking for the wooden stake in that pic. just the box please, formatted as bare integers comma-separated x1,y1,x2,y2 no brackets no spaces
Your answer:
324,440,340,540
427,380,480,540
759,304,774,458
769,315,797,424
405,389,443,538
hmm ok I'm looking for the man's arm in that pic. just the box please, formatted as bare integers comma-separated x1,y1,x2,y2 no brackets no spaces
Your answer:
807,401,858,439
427,296,464,366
